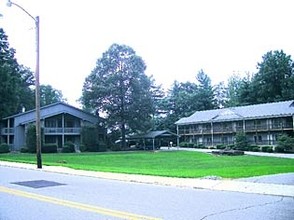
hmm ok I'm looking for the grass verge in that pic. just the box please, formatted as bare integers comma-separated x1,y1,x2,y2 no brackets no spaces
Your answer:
0,151,293,178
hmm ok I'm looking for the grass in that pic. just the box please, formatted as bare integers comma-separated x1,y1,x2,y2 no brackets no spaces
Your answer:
0,151,293,178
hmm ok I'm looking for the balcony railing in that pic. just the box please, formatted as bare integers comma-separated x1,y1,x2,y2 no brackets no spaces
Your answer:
1,128,14,135
44,127,81,134
179,122,293,135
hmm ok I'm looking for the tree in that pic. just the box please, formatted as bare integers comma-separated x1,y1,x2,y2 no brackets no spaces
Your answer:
81,44,155,149
213,81,228,108
251,50,294,103
195,70,217,110
0,28,35,119
40,84,66,106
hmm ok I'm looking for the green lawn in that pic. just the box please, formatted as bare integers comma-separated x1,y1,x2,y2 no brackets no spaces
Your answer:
0,151,293,178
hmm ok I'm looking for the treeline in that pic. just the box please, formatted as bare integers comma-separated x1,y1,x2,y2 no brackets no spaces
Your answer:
0,28,66,119
1,27,294,145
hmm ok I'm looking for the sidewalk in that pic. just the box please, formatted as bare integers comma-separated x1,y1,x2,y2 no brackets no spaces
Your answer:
1,160,293,198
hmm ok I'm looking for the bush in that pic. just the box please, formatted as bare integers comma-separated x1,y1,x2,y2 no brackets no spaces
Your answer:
261,146,272,153
42,144,58,153
20,147,29,153
25,125,44,153
81,126,101,152
62,142,75,153
277,134,294,152
248,145,258,151
234,132,248,150
188,142,194,148
227,144,235,150
252,146,260,152
216,144,226,149
267,147,273,153
0,143,10,153
274,146,284,153
179,142,189,148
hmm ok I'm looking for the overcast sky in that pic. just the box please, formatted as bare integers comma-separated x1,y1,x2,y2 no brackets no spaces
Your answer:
1,0,294,107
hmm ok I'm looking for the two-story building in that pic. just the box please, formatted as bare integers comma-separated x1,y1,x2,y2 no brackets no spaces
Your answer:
0,102,105,151
175,100,294,146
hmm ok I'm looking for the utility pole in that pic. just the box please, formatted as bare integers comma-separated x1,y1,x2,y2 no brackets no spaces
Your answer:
7,1,42,168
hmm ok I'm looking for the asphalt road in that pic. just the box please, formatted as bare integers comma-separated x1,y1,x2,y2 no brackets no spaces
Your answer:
1,166,293,220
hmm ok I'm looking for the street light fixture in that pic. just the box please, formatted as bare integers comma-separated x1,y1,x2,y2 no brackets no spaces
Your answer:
7,0,42,169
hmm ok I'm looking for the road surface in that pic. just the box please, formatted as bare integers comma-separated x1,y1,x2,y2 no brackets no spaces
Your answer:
0,166,293,220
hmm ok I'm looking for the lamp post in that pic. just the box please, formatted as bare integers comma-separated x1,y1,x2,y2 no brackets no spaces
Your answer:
7,0,42,168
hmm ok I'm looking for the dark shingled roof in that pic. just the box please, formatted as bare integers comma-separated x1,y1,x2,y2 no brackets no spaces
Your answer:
175,100,294,125
129,130,179,139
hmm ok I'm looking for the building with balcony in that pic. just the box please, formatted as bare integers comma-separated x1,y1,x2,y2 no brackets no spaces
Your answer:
0,102,105,151
175,100,294,146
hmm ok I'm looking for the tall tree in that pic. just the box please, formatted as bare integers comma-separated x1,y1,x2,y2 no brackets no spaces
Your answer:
251,50,294,103
195,69,216,110
40,84,66,106
81,44,155,149
214,81,228,108
0,28,34,119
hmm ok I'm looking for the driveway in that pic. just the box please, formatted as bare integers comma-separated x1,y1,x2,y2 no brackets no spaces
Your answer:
238,173,294,185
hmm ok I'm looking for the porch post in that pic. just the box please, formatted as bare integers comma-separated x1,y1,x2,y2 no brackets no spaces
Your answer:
62,113,65,147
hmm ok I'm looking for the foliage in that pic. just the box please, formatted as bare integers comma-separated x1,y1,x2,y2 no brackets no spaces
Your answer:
261,146,273,153
277,134,294,152
159,70,217,131
42,144,58,153
26,125,37,153
251,50,294,103
25,125,44,153
62,142,75,153
0,143,10,153
0,28,35,119
81,44,156,148
40,84,66,106
0,151,293,178
81,126,106,152
234,132,248,150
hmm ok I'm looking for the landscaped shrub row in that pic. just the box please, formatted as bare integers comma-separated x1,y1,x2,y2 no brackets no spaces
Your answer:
179,142,205,149
179,142,288,153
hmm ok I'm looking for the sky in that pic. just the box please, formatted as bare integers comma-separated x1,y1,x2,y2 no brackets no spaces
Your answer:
1,0,294,107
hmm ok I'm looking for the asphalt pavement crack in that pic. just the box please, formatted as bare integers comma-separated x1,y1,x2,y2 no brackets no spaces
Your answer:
199,197,285,220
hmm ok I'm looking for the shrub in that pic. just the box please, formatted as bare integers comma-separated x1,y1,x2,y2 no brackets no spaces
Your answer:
234,132,248,150
277,134,294,152
188,142,194,148
248,145,258,151
252,146,260,152
62,142,75,153
20,147,29,153
0,143,10,153
81,126,100,152
216,144,226,149
261,146,272,153
227,144,235,150
179,142,189,148
274,146,284,153
42,144,58,153
267,147,273,153
25,125,44,153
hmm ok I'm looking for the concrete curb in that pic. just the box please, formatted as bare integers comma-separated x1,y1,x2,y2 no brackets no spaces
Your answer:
1,161,293,197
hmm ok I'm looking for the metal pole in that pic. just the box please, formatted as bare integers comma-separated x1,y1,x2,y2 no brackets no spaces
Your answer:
35,16,42,169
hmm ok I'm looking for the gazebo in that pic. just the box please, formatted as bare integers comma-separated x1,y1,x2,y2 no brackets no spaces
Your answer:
128,130,179,150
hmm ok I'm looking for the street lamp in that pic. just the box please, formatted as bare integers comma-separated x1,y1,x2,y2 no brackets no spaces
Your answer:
7,0,42,169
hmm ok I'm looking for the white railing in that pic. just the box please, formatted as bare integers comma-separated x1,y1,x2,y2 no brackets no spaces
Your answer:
44,127,81,134
1,128,14,135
